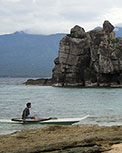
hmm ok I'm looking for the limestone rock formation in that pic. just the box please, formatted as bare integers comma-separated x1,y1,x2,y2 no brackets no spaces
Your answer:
52,25,91,86
52,20,122,87
24,78,52,86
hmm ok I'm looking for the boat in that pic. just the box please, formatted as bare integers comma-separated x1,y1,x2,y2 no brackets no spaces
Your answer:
11,117,53,124
40,115,89,125
10,115,89,125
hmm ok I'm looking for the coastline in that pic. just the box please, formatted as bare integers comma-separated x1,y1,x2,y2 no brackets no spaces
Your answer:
0,124,122,153
24,78,122,88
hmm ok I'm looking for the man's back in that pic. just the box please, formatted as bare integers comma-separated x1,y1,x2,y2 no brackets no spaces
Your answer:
22,107,30,119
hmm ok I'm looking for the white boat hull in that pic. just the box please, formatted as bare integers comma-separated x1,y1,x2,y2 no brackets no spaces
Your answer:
40,115,89,125
0,115,89,125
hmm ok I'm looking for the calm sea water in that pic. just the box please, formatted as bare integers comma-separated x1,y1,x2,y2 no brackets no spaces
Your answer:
0,77,122,135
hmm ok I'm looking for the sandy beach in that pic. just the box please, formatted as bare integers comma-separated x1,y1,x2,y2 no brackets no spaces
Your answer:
107,143,122,153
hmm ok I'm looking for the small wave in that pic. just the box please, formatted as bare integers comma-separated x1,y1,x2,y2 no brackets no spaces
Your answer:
0,119,13,123
86,116,122,126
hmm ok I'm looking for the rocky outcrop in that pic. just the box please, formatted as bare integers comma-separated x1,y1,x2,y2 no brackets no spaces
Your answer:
0,125,122,153
52,20,122,87
52,25,91,86
24,78,52,86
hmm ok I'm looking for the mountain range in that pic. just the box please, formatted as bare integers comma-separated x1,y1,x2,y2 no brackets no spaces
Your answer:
0,26,122,77
0,32,65,77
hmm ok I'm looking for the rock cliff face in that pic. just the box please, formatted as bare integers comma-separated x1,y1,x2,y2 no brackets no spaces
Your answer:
52,21,122,87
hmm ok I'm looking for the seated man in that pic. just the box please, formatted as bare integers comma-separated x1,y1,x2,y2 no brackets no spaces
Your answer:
22,102,35,119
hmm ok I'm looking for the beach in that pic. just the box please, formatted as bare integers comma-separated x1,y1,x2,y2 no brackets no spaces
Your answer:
0,124,122,153
107,143,122,153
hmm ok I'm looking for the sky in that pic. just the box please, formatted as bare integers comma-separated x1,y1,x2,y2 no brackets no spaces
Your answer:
0,0,122,35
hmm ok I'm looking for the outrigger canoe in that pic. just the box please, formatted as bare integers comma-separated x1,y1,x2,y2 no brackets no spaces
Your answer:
11,115,89,125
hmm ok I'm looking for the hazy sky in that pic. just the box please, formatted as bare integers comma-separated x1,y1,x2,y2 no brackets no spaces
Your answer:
0,0,122,34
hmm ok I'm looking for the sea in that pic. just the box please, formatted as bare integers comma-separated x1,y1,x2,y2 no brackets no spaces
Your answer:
0,77,122,135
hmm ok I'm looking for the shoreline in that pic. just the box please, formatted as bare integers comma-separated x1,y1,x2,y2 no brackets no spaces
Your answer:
24,78,122,88
0,124,122,153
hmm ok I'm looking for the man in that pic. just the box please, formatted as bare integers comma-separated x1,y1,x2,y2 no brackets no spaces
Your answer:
22,102,35,119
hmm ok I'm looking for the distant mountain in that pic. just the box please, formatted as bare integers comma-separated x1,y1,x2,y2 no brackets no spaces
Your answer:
114,27,122,37
0,32,65,77
93,26,102,30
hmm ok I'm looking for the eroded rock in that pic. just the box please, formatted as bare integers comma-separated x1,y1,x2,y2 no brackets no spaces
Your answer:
52,21,122,87
103,20,114,33
24,78,52,86
0,125,122,153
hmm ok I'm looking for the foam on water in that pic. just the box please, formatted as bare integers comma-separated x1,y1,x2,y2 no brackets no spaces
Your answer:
0,119,12,123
